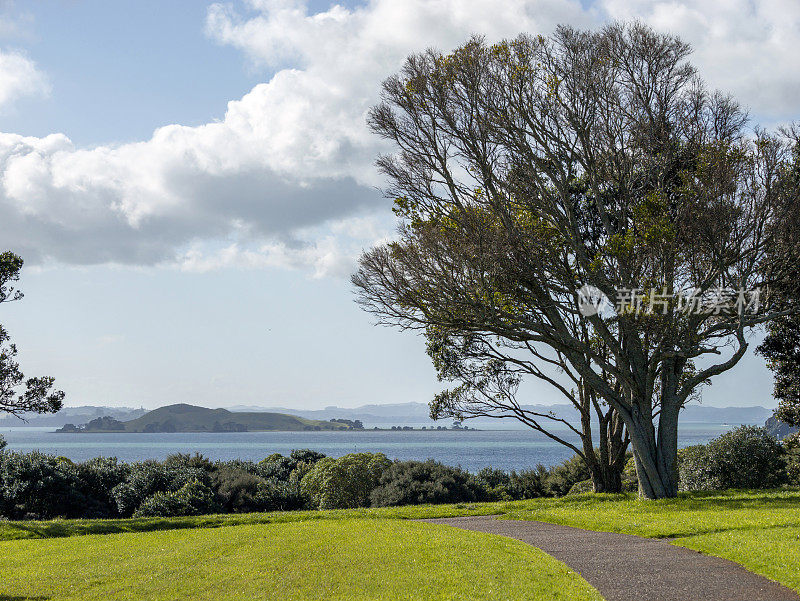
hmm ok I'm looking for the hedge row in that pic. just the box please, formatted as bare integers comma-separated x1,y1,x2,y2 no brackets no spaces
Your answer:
0,438,596,519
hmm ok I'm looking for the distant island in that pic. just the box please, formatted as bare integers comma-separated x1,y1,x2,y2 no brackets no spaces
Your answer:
55,403,355,433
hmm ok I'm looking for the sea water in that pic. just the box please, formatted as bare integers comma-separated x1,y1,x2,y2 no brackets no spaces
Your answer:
0,423,733,472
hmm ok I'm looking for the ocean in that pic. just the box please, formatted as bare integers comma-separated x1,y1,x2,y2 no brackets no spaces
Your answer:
0,423,734,472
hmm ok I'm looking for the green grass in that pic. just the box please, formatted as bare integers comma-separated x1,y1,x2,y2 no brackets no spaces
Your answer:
502,489,800,538
2,489,799,599
0,519,601,601
0,502,507,542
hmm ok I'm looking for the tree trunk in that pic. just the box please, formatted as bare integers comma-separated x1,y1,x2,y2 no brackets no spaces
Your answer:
628,405,679,499
590,463,623,493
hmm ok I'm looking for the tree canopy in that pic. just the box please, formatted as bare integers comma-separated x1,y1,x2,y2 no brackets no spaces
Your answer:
353,23,800,498
0,251,65,417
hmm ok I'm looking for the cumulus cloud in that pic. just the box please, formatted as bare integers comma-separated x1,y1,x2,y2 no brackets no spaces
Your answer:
0,0,797,276
602,0,800,122
0,49,48,109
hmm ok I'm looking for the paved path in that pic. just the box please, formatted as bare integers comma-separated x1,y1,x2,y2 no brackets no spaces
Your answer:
423,516,800,601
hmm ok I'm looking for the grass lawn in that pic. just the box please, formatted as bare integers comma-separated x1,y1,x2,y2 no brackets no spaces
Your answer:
0,519,601,601
1,489,798,599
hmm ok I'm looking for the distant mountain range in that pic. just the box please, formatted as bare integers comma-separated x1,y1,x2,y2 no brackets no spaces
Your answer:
231,402,774,428
0,405,148,428
54,404,350,433
3,401,775,430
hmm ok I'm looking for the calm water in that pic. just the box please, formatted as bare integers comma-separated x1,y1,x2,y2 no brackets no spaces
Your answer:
0,424,734,472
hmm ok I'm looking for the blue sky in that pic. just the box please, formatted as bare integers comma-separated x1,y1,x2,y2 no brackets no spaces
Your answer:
0,0,797,410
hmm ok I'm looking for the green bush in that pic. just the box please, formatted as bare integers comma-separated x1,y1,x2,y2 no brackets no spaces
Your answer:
567,479,593,495
621,456,639,492
67,457,129,518
111,461,211,517
164,452,215,472
134,479,218,518
258,449,326,482
212,466,306,513
782,432,800,485
679,426,787,491
545,455,590,497
508,466,550,499
370,460,487,507
0,451,86,519
474,467,513,500
301,453,391,509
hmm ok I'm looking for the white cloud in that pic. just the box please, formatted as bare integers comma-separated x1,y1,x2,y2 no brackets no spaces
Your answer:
0,0,797,277
601,0,800,122
0,49,48,109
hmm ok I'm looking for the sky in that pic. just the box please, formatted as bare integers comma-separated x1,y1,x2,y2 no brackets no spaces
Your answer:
0,0,797,410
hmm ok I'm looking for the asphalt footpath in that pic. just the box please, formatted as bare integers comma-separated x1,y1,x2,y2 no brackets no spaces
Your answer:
422,516,800,601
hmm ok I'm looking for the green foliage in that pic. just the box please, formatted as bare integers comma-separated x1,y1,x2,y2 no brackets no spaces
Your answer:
370,460,486,507
475,467,514,500
758,313,800,428
622,456,639,491
66,456,129,518
0,251,65,417
212,465,305,513
134,479,218,518
567,479,594,495
301,452,392,509
508,466,551,499
111,461,211,517
0,451,86,519
258,448,326,481
783,432,800,485
545,455,591,497
679,426,787,491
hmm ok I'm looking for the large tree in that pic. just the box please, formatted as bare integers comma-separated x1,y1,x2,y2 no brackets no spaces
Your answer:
353,23,800,498
758,313,800,427
0,251,65,417
757,139,800,429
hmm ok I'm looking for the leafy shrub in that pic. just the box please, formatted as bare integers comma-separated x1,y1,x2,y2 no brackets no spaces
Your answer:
677,445,718,491
508,466,550,499
474,467,513,500
622,456,639,492
133,479,218,518
212,466,305,513
370,460,485,507
545,455,590,497
67,457,129,518
0,434,7,452
679,426,787,491
258,449,326,482
111,461,211,517
0,451,86,519
302,452,391,509
164,452,215,472
289,449,326,465
782,432,800,485
567,479,593,495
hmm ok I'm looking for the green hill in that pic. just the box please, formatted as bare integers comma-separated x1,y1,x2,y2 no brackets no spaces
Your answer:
69,404,351,433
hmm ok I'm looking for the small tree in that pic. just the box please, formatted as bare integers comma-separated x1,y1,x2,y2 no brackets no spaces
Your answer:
1,251,65,417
